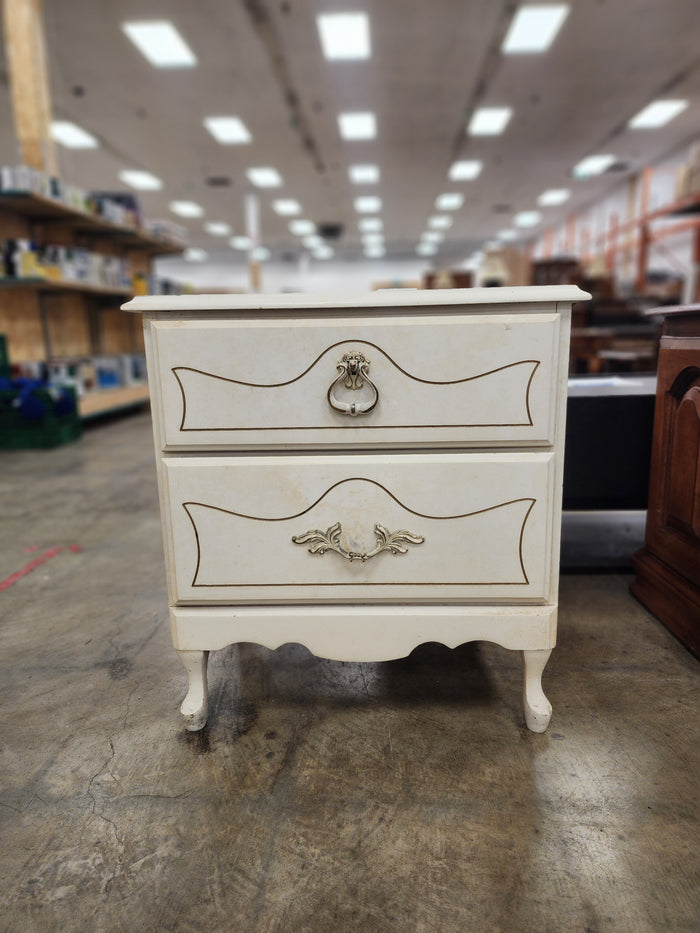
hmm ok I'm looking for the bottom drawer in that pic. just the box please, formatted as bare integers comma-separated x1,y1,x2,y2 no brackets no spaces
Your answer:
161,452,557,604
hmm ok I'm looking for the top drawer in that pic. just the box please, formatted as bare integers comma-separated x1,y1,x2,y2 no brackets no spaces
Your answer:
147,311,564,450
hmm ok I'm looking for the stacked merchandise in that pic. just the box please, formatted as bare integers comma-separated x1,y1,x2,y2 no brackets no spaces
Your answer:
1,238,132,289
0,336,82,449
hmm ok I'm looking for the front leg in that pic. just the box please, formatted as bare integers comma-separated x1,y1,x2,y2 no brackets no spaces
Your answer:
521,648,553,733
177,649,209,731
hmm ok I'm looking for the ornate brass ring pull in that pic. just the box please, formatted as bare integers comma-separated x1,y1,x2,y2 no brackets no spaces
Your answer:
292,521,424,562
327,351,378,416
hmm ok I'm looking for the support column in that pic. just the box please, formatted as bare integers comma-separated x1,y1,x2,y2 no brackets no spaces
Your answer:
2,0,57,174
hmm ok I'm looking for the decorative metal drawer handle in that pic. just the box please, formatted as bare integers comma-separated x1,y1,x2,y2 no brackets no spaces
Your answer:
292,521,424,563
327,351,378,416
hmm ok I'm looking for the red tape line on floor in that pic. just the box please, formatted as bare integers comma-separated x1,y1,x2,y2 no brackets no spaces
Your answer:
0,546,82,592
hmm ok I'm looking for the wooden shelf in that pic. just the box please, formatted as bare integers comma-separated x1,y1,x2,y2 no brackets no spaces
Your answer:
79,384,150,419
0,191,185,255
0,276,132,298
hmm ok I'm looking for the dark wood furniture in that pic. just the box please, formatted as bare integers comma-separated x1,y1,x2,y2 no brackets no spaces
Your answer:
631,305,700,657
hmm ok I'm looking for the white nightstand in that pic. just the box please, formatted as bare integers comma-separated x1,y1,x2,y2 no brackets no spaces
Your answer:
124,285,588,732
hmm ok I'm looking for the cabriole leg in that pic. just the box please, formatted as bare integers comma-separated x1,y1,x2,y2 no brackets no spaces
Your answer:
521,648,553,733
177,649,209,731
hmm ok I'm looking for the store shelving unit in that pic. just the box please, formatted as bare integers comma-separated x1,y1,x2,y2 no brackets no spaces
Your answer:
0,189,184,419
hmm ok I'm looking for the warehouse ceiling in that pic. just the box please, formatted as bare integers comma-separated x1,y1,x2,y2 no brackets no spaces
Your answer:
1,0,700,266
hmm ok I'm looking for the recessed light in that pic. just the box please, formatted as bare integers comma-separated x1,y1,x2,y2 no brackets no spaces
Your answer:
204,116,251,144
429,215,453,229
118,170,162,190
416,243,438,256
303,235,323,249
538,188,570,206
317,12,370,60
422,231,444,243
50,121,98,149
514,210,542,227
573,154,615,177
629,99,689,129
497,229,518,241
468,107,512,136
205,222,232,236
349,164,380,184
184,248,207,262
290,219,315,236
247,167,282,187
122,21,197,68
230,236,251,250
449,160,482,180
365,245,385,258
338,112,377,140
502,4,570,54
170,200,203,218
354,196,382,213
358,218,383,232
273,199,301,216
435,193,464,211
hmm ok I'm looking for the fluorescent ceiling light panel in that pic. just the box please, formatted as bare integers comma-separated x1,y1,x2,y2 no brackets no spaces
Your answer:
468,107,512,136
362,233,384,246
429,215,453,229
514,210,542,227
538,188,570,206
118,169,162,190
502,4,570,53
573,154,615,177
205,222,232,236
184,248,207,262
273,199,301,216
170,200,203,218
317,13,370,60
354,196,382,213
247,167,282,187
338,112,377,140
252,247,270,261
303,235,323,249
314,247,333,260
204,116,251,144
435,193,464,211
349,164,380,184
358,218,383,232
230,236,251,250
629,99,688,129
290,219,315,236
449,160,482,180
497,228,518,241
50,121,98,149
365,246,385,258
122,21,196,68
422,231,444,243
416,243,437,256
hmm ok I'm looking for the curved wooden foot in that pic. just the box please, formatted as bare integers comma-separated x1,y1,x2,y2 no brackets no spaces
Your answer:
521,648,553,733
178,650,209,731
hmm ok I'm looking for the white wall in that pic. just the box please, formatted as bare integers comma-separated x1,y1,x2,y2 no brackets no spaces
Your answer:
154,255,431,295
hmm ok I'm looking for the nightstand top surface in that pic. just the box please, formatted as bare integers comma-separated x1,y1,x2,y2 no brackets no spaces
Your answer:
123,284,590,314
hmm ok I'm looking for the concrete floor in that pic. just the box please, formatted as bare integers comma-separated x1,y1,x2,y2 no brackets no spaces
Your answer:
0,411,698,933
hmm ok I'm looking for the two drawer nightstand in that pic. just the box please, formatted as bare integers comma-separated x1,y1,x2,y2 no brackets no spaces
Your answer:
125,285,588,732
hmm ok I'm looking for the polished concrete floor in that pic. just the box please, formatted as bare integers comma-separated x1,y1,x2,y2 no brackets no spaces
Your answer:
0,412,698,933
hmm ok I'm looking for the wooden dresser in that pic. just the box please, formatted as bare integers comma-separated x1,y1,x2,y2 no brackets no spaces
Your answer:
125,285,588,732
631,304,700,657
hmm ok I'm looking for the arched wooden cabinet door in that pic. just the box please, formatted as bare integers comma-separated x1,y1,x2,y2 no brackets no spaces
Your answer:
631,306,700,657
666,372,700,538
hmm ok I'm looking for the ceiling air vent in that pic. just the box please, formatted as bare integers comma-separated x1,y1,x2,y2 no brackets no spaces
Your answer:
205,175,233,187
317,222,344,240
